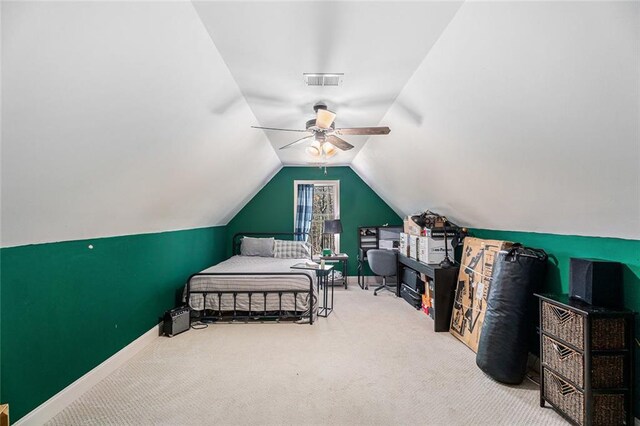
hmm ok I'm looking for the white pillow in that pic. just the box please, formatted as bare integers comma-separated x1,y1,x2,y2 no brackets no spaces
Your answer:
240,237,274,257
273,240,312,259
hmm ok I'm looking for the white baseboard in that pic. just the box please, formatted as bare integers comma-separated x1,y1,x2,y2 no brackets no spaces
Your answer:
16,323,163,426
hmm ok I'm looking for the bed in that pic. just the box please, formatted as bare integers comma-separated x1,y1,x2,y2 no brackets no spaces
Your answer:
185,233,316,324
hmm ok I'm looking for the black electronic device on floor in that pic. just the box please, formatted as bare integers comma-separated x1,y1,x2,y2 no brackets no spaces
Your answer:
400,284,422,309
163,305,190,337
569,258,622,309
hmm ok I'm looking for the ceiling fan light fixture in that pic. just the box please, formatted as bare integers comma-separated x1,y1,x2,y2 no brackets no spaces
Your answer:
323,142,337,158
306,141,321,157
316,109,336,129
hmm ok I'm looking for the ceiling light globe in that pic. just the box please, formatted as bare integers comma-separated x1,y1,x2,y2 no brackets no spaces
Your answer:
323,142,337,157
306,142,321,157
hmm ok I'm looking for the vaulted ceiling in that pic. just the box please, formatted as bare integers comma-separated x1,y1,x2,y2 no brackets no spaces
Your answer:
2,1,639,247
193,1,463,165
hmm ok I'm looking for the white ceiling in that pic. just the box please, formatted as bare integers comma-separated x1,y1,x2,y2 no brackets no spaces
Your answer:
352,1,640,240
2,1,638,247
193,1,463,165
1,1,281,247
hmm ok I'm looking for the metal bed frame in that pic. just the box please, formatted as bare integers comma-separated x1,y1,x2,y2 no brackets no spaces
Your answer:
186,232,315,325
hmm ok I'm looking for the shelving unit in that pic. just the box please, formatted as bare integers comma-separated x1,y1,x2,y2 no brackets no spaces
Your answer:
356,225,402,289
536,293,635,426
397,254,458,332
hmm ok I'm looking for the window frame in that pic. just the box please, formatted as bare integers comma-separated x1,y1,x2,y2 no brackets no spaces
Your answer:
293,180,341,255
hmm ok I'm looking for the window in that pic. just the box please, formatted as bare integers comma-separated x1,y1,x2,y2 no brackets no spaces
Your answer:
293,180,340,257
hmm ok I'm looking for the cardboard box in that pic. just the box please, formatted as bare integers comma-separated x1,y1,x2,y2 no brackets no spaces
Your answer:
449,237,513,352
399,233,410,257
409,235,419,259
417,236,455,264
403,216,423,236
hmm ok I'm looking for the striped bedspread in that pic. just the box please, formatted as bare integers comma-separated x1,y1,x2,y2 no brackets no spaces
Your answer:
185,255,316,313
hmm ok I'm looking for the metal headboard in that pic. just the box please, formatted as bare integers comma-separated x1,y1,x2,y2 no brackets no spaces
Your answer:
232,232,310,256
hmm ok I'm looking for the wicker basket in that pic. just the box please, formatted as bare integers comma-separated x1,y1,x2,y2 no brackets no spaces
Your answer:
544,368,584,425
592,355,625,389
542,302,584,349
592,318,626,350
593,394,626,426
543,335,584,387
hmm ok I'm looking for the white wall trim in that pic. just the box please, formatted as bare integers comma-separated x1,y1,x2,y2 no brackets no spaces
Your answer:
15,323,163,426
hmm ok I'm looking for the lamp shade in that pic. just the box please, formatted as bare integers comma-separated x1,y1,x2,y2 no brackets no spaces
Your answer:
323,219,343,234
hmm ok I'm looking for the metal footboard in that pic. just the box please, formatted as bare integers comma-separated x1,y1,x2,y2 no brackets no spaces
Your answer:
186,272,315,325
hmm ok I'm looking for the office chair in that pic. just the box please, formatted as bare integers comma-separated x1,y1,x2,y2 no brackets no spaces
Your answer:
367,249,397,296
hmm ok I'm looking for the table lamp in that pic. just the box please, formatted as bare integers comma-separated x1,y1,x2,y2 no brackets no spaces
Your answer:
322,219,343,256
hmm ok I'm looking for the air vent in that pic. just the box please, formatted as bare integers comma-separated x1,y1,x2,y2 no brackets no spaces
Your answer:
303,73,344,87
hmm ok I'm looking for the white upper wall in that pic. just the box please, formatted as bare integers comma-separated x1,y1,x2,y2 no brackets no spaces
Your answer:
353,1,640,240
1,1,281,247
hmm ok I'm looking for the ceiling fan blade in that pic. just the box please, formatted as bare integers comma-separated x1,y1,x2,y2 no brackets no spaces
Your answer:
316,109,336,129
334,127,391,136
327,135,354,151
279,135,314,150
252,126,309,133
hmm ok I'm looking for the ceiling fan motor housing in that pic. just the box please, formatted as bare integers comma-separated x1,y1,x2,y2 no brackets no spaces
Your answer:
305,119,335,131
313,102,328,113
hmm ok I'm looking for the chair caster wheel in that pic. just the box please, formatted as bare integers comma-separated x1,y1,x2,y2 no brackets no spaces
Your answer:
374,292,378,296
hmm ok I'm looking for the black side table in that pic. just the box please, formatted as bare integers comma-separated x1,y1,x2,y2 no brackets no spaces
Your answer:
320,254,349,289
291,264,334,317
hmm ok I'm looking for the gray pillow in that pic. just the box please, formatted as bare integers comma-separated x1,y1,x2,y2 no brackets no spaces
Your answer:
273,240,312,259
240,237,275,257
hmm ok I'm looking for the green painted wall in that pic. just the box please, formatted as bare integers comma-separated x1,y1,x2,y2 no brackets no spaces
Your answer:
0,226,227,421
472,228,640,415
227,166,402,275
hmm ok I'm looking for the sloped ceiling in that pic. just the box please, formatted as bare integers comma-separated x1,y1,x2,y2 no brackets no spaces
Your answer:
2,1,638,247
193,1,463,165
1,1,281,247
352,1,640,240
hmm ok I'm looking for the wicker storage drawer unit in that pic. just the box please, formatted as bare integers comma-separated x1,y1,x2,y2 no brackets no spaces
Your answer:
543,335,584,388
541,301,584,350
536,294,634,426
544,368,584,425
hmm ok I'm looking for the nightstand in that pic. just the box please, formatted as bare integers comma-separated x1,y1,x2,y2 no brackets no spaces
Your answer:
319,253,349,289
291,263,335,317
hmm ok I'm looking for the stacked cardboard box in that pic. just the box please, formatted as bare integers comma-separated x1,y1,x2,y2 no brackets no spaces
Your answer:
449,237,513,352
409,235,419,259
417,236,454,264
399,232,410,257
403,216,423,236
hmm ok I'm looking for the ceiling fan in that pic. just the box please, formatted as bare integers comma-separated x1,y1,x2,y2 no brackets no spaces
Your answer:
251,103,391,158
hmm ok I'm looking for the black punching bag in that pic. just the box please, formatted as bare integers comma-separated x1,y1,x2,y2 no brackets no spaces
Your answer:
476,245,548,384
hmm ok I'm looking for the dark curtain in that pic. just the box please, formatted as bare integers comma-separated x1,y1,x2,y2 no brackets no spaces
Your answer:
295,184,314,241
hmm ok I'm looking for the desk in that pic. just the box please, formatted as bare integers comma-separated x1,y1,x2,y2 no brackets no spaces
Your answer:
319,254,348,289
291,263,334,317
397,254,459,331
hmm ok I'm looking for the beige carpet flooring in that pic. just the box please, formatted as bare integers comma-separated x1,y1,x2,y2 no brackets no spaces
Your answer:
48,287,566,425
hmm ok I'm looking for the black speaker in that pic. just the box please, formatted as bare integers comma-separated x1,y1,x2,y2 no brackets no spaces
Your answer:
163,306,190,337
569,258,623,309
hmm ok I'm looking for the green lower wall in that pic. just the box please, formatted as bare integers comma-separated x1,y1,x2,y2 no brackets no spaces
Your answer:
0,226,227,421
226,166,402,275
472,228,640,415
